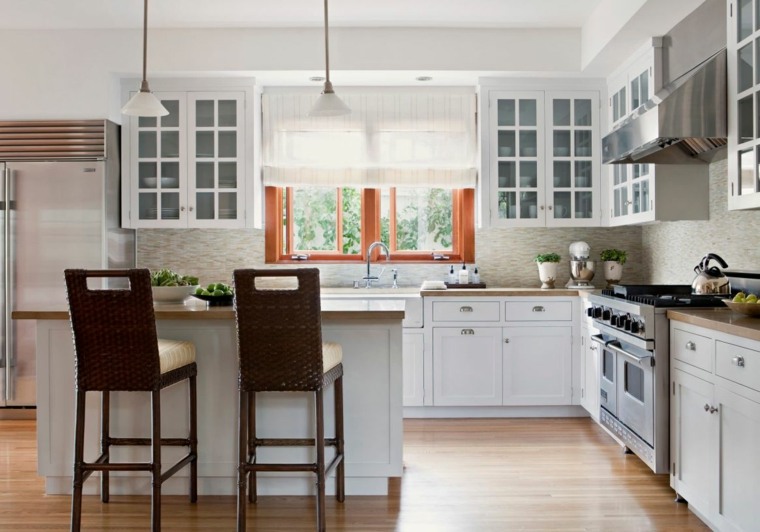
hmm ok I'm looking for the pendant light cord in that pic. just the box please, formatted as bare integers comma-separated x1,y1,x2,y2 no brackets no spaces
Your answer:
140,0,150,91
322,0,332,88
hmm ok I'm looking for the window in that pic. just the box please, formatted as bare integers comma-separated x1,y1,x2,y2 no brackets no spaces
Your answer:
262,90,477,263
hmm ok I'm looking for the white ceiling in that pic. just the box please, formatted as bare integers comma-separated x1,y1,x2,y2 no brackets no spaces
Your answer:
0,0,604,29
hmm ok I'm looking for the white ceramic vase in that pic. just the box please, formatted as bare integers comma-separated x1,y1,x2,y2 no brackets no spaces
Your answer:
537,261,558,289
603,260,624,287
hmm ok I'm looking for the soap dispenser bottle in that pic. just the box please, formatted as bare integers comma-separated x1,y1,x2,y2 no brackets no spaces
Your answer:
448,264,456,284
471,265,480,284
458,262,469,284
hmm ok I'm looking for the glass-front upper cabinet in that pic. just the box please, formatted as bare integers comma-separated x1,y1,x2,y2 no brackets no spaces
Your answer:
728,0,760,210
122,82,251,229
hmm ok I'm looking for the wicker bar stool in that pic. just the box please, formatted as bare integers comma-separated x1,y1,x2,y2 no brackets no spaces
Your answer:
233,268,345,532
64,269,199,532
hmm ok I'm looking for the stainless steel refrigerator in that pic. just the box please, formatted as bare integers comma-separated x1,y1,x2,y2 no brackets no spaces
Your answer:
0,120,135,412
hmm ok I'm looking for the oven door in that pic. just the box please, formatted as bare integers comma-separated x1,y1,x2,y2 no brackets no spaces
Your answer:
592,335,617,417
609,340,655,446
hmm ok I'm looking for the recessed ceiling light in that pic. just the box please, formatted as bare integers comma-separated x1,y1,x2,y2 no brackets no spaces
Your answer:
416,76,433,82
310,76,326,82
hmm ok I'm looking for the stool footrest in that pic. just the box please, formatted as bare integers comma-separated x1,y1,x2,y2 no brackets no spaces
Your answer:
160,453,197,483
243,462,318,473
81,462,153,472
254,437,338,447
108,437,192,446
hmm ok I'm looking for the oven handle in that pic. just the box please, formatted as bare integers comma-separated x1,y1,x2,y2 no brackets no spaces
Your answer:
590,334,654,367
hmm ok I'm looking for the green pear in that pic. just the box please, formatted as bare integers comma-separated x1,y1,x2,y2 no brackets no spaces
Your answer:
733,292,747,303
747,294,758,303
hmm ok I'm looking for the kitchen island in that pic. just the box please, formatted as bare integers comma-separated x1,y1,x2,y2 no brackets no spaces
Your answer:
13,298,404,497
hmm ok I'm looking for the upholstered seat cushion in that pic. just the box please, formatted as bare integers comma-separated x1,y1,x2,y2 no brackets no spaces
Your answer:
157,339,197,374
322,342,343,373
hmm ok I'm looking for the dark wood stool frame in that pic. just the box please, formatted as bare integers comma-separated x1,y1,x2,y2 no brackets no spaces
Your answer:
64,269,198,532
233,268,345,532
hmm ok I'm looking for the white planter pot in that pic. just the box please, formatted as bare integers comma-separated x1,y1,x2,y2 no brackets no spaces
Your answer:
537,262,558,289
603,261,624,287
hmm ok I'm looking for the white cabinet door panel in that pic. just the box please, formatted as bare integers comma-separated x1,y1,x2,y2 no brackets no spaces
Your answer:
402,332,424,407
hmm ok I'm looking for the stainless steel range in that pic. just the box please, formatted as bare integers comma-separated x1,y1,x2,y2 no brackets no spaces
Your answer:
587,285,726,474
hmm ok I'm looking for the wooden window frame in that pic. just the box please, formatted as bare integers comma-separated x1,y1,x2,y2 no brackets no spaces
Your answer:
265,186,474,264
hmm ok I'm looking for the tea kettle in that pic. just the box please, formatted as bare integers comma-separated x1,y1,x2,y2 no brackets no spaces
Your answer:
692,253,730,294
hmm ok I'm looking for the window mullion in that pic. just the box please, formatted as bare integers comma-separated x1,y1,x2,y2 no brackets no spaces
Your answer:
336,187,344,254
285,187,294,256
389,188,398,253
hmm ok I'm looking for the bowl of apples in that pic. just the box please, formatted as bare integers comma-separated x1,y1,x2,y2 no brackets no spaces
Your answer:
192,282,234,306
723,291,760,317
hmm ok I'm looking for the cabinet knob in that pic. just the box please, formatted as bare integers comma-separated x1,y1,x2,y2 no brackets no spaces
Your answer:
709,406,719,414
732,356,745,367
547,205,553,211
539,205,545,210
685,341,696,351
704,403,710,412
180,206,186,212
532,306,546,312
189,206,194,212
504,338,510,343
625,200,633,206
460,329,475,335
459,306,473,313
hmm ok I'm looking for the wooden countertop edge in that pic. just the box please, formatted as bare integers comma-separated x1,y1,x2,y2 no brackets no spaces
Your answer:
12,309,406,321
420,288,583,297
667,309,760,342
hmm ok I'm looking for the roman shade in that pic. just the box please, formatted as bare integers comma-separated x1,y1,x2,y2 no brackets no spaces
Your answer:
262,89,477,188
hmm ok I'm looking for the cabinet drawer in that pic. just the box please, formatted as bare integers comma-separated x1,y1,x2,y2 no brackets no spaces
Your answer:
672,327,713,372
432,301,500,322
716,341,760,392
504,301,571,321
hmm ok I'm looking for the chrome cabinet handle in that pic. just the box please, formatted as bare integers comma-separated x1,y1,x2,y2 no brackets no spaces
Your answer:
704,403,710,412
460,329,475,335
459,306,473,313
532,306,546,312
685,341,696,351
709,406,719,414
732,356,745,368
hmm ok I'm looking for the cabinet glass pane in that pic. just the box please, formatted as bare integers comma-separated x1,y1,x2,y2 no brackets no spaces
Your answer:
739,0,753,42
138,131,157,158
575,161,592,187
139,162,157,188
196,100,215,127
631,76,640,110
639,72,649,103
520,192,538,219
575,131,592,157
161,192,180,220
614,165,628,185
498,191,516,219
196,132,215,158
612,92,621,122
553,161,571,188
756,39,760,85
740,148,757,194
633,182,641,213
219,192,237,219
498,131,516,157
498,161,516,188
641,180,650,212
553,99,571,126
139,192,157,219
739,43,753,93
161,131,180,158
218,131,237,158
519,131,537,157
575,100,592,126
575,191,593,218
219,162,237,188
161,100,179,128
553,131,570,157
218,100,237,127
553,191,571,218
618,87,627,119
160,162,179,186
519,162,537,188
497,100,515,126
519,99,537,126
195,192,215,220
739,95,753,143
614,187,628,217
196,162,215,188
138,116,156,128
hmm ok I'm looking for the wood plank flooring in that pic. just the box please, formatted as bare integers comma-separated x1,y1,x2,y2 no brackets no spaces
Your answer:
0,417,708,531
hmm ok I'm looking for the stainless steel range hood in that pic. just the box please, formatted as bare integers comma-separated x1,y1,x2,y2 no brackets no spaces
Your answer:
602,48,726,165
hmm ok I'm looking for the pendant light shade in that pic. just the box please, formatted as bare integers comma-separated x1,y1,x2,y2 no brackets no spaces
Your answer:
309,0,350,117
122,0,168,117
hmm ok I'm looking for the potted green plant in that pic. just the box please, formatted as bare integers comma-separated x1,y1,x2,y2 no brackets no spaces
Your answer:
600,248,627,287
534,253,561,289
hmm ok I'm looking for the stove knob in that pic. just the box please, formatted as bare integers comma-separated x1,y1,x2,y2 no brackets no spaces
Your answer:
593,306,602,318
602,309,611,321
610,314,619,327
623,318,632,331
586,307,594,318
630,321,640,333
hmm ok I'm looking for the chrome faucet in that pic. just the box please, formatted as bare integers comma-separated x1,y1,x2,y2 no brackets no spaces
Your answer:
363,241,390,288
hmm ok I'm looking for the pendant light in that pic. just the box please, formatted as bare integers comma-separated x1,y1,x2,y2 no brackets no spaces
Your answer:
309,0,350,117
122,0,168,117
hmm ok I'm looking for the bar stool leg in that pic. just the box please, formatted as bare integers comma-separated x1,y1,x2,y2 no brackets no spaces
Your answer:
237,391,248,532
189,375,198,503
151,390,162,532
315,389,326,532
335,376,345,502
71,390,86,532
101,391,110,503
248,392,257,503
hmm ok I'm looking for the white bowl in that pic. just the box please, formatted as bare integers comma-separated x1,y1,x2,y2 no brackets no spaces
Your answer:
142,177,157,188
152,285,198,304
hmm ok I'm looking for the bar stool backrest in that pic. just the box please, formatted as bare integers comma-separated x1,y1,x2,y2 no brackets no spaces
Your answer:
64,268,160,392
233,268,324,392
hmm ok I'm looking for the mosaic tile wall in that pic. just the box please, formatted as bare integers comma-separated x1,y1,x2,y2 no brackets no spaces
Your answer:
643,158,760,284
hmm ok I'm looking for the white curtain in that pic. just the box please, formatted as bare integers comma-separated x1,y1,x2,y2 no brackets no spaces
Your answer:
262,89,477,189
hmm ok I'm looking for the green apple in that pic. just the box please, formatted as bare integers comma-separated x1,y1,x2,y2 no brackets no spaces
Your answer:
746,293,758,303
733,292,747,303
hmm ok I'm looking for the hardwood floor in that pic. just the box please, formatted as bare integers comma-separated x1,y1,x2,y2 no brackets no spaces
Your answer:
0,417,708,531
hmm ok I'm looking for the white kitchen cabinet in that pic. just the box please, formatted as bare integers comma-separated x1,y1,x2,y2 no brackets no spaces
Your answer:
432,327,503,406
580,320,600,420
121,80,254,228
727,0,760,210
403,331,425,407
485,87,602,228
502,325,572,405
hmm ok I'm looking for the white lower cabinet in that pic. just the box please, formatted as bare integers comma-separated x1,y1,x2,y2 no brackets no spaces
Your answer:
432,327,503,406
671,321,760,532
580,320,600,420
503,325,572,405
402,331,425,407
